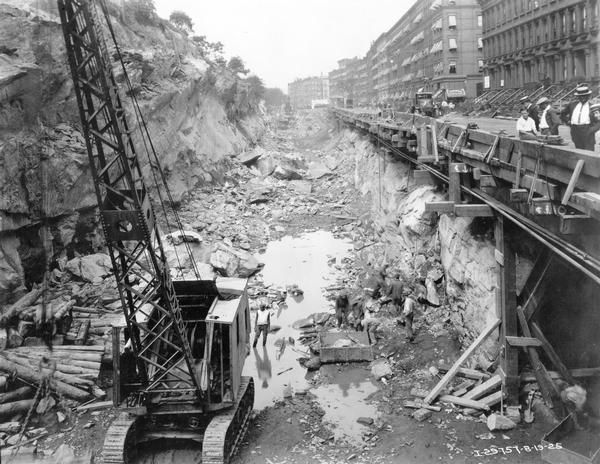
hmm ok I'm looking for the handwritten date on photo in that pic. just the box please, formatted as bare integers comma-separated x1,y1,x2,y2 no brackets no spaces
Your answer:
474,443,562,456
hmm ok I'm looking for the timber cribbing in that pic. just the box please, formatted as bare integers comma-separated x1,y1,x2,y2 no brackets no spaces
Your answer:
331,107,600,285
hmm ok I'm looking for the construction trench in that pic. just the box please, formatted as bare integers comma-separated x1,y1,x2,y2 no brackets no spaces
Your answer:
2,3,600,464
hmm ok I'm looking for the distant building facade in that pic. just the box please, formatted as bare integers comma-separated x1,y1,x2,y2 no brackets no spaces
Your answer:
287,76,329,109
480,0,600,90
328,0,483,104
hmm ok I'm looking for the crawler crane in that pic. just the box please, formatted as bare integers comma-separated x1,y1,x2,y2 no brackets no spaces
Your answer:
56,0,254,462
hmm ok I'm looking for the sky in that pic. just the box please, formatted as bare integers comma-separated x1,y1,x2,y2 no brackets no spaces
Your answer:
154,0,413,92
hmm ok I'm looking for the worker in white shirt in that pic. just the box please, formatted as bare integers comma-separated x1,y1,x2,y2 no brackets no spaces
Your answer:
516,108,538,140
253,302,271,347
560,85,595,150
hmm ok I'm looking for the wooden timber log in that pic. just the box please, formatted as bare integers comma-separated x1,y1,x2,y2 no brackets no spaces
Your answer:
0,399,36,419
75,320,90,345
2,354,94,388
0,386,34,404
0,357,90,400
0,289,42,327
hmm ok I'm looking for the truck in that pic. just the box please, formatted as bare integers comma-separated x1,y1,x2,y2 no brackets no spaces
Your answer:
56,0,254,462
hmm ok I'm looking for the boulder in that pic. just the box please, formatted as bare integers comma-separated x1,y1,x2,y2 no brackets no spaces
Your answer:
65,254,112,282
288,180,312,194
256,155,276,176
370,359,392,380
304,356,321,371
425,278,440,306
412,408,433,422
237,151,262,165
272,165,302,181
166,230,203,245
486,413,517,431
307,161,331,179
357,416,374,426
209,242,261,277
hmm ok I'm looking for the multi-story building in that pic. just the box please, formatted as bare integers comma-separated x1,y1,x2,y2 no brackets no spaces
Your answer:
328,0,483,104
287,76,329,109
480,0,600,90
328,58,362,105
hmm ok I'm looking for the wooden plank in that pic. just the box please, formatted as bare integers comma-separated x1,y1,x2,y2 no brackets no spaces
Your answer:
570,192,600,219
413,170,437,185
463,375,503,400
454,204,494,217
561,159,585,206
437,394,490,410
509,189,528,202
530,322,575,384
480,175,497,187
431,123,439,163
514,149,522,188
478,390,505,407
449,163,463,203
403,400,442,412
506,336,542,347
520,250,553,321
558,214,598,235
520,367,600,383
436,365,491,380
425,201,455,213
423,318,500,404
516,306,563,415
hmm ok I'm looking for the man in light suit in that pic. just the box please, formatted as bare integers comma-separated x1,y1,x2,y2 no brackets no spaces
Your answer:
519,95,540,132
560,85,596,150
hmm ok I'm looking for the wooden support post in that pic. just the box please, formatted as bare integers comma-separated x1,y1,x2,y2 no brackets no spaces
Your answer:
449,163,465,203
484,134,500,163
431,124,439,163
425,201,455,214
516,306,564,416
496,216,519,404
514,149,522,188
112,326,121,407
530,322,575,385
454,204,494,217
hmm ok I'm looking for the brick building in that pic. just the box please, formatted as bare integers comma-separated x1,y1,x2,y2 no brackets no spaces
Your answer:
329,0,483,105
287,76,330,109
480,0,600,90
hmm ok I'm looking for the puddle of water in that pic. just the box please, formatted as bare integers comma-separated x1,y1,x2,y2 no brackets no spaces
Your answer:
243,230,352,409
313,365,379,439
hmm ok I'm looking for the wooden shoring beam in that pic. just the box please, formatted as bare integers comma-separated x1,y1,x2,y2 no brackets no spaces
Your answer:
423,318,500,404
496,216,519,404
484,134,500,164
516,306,564,416
519,249,553,321
506,336,542,347
530,322,575,385
558,213,598,235
454,204,494,217
569,192,600,221
463,375,502,400
449,163,466,203
425,201,455,214
561,159,585,206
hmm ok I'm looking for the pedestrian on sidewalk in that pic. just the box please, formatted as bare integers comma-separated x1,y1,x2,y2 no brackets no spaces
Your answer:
560,85,596,150
516,108,538,140
398,289,417,342
519,96,540,131
536,97,561,135
253,302,271,347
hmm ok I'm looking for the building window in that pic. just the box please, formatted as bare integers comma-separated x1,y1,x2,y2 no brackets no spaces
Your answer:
571,9,576,33
561,12,566,36
477,37,483,49
448,15,457,29
582,5,587,29
477,15,482,27
449,38,458,50
478,59,484,71
449,61,457,73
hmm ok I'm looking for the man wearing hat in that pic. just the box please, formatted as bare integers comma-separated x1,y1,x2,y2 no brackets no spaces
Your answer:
560,85,596,150
519,95,540,131
537,97,561,135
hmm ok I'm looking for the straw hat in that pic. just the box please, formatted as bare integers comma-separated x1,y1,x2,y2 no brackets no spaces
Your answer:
574,85,592,96
536,97,549,106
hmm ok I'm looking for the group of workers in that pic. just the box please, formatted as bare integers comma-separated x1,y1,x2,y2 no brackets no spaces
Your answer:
516,84,600,151
334,268,418,343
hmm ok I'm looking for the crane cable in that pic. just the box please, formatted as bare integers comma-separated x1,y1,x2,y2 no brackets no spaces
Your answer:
97,0,201,279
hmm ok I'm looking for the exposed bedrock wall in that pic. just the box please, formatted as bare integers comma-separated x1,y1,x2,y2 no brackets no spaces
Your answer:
343,128,535,360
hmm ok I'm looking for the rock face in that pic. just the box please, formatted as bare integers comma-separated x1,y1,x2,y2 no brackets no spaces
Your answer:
0,1,266,302
209,242,262,277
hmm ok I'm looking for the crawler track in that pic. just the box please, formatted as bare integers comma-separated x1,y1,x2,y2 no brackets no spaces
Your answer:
202,376,255,464
103,412,141,464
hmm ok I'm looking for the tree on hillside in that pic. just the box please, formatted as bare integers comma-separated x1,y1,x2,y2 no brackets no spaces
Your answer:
169,10,193,33
227,56,249,75
245,75,265,100
207,41,224,62
264,87,286,108
126,0,157,25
